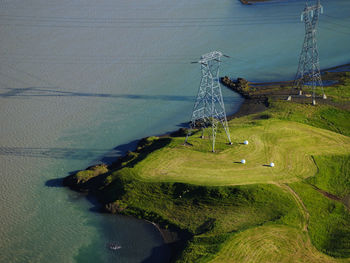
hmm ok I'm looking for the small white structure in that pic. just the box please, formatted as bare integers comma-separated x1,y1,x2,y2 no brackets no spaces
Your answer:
270,162,275,167
241,159,246,164
243,140,249,145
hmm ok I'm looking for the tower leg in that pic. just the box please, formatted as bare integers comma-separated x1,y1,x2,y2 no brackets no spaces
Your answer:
221,121,232,145
212,122,217,152
185,129,191,144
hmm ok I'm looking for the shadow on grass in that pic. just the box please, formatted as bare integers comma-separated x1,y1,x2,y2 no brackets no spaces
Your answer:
126,138,172,169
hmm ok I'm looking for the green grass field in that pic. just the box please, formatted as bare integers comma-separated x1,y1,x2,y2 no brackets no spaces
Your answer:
71,72,350,262
119,119,350,186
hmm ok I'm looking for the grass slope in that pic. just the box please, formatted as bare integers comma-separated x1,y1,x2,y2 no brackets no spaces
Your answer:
98,112,350,261
211,225,347,263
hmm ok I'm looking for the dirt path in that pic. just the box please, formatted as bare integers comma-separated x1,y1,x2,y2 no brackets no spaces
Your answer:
277,183,310,232
309,184,350,211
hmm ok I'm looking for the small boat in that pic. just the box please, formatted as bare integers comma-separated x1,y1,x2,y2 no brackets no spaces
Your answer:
108,243,122,250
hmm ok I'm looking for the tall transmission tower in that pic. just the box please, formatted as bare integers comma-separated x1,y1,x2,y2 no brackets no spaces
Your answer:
185,51,232,152
288,0,326,105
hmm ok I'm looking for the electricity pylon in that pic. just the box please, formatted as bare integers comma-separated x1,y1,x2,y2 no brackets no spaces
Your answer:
288,0,326,105
185,51,232,152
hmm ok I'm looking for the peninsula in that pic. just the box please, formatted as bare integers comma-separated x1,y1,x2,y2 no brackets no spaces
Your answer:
64,68,350,262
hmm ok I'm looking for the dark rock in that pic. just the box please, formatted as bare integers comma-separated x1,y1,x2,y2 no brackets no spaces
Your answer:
170,128,188,137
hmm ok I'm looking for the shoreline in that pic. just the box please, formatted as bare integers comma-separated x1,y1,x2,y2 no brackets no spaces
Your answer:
223,62,350,119
63,62,350,262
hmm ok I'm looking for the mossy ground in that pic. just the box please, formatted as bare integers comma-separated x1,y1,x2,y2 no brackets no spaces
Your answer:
68,71,350,262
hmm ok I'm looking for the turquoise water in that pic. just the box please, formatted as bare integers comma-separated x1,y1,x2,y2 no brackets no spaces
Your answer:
0,0,349,262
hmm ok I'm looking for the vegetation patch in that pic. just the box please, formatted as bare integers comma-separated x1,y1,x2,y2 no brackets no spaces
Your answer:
268,102,350,137
101,177,301,262
308,155,350,199
321,72,350,102
290,182,350,258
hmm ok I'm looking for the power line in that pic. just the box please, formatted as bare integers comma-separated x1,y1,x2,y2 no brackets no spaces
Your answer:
322,17,350,30
319,24,350,36
0,13,302,29
0,13,299,22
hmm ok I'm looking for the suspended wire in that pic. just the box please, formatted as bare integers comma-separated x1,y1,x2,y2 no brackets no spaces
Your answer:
319,24,350,36
323,14,350,21
0,53,202,65
0,13,300,29
0,21,298,29
0,57,240,65
0,0,305,11
0,13,299,22
322,17,350,31
0,52,251,67
0,3,348,63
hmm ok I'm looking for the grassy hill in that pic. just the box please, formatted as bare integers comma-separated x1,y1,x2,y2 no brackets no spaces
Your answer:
119,120,350,186
65,71,350,262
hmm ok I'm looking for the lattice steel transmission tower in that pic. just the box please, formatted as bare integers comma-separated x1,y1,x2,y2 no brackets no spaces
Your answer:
288,0,326,105
185,51,232,152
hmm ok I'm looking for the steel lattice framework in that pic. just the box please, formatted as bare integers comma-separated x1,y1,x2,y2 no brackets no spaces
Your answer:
288,0,326,105
185,51,232,152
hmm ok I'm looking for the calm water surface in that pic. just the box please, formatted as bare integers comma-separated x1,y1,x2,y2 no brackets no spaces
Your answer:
0,0,349,262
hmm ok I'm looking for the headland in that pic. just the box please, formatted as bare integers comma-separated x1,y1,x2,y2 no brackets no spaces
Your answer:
63,65,350,262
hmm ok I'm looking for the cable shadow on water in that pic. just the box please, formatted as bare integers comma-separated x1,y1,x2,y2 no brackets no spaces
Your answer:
0,139,143,165
0,146,114,160
0,86,241,104
0,86,195,101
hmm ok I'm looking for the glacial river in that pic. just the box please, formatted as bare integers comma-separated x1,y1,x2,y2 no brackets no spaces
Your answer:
0,0,349,262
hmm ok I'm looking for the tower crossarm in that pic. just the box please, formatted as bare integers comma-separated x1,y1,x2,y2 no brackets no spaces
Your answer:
198,51,223,65
301,1,323,21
